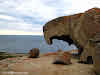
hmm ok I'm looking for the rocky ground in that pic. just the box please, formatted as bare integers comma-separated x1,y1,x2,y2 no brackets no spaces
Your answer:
0,53,96,75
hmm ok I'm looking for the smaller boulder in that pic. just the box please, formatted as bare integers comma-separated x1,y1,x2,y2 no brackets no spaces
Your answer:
57,49,62,53
53,49,72,65
28,48,40,58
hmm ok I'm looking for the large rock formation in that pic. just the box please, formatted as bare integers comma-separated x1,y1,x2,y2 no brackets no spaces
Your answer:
43,8,100,74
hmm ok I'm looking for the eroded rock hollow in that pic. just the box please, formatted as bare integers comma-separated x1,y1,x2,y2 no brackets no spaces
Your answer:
43,8,100,75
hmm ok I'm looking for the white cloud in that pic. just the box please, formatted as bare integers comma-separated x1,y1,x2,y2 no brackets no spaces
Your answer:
64,0,100,15
0,15,16,20
0,29,43,35
0,0,100,35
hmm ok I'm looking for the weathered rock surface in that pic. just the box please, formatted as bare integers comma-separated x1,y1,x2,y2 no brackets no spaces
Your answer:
53,49,72,65
43,8,100,74
28,48,40,58
0,55,95,75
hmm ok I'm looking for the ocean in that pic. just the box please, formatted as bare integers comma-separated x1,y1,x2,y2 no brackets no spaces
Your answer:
0,35,77,53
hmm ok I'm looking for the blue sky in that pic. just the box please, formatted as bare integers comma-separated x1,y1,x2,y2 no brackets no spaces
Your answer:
0,0,100,35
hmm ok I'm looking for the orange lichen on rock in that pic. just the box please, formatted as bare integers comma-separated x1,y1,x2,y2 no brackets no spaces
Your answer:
43,52,57,56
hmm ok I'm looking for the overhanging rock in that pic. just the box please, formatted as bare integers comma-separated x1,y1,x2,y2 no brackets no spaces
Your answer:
43,7,100,75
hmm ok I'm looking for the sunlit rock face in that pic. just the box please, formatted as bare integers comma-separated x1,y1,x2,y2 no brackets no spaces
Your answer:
53,49,72,65
43,8,100,74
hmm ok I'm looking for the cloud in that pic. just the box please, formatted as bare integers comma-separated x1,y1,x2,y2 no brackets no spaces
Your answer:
0,15,16,20
64,0,100,15
0,0,100,35
0,29,43,35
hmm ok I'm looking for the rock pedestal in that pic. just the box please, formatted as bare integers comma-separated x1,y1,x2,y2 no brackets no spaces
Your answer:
93,43,100,75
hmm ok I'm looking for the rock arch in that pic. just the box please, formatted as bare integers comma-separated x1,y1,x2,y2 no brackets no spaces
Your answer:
43,8,100,74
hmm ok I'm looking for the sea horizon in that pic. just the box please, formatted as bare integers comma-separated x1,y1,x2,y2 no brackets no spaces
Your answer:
0,35,77,54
